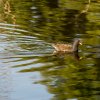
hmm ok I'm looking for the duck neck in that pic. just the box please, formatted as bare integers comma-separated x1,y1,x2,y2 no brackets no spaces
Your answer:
72,40,79,52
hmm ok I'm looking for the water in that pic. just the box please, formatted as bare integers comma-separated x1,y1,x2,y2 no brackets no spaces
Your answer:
0,0,100,100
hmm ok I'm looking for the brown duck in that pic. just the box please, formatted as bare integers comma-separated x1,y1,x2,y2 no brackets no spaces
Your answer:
52,39,82,52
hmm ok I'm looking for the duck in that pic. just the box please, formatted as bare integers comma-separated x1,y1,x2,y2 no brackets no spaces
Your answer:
52,39,82,52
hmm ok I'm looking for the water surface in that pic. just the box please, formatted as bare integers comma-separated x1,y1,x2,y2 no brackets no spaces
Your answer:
0,0,100,100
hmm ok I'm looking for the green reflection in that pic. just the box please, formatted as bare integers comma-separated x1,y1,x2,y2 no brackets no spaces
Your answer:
19,51,100,100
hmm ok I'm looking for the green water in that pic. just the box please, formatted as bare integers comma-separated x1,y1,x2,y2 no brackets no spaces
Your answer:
0,0,100,100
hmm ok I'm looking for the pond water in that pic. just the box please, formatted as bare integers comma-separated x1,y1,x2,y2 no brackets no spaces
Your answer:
0,0,100,100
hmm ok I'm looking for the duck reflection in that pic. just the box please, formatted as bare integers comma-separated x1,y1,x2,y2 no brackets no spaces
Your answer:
52,50,81,61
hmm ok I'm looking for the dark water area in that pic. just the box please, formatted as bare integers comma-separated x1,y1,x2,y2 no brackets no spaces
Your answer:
0,0,100,100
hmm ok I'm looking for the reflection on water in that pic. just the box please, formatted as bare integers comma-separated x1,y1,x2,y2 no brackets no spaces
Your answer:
0,0,100,100
0,63,12,100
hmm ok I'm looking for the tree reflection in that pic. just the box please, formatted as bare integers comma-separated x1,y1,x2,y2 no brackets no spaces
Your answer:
18,52,100,100
0,0,16,24
30,0,90,44
18,0,100,100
